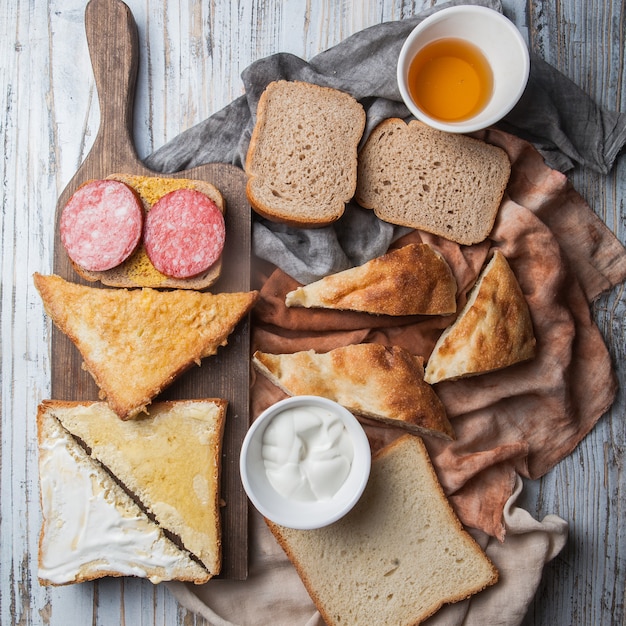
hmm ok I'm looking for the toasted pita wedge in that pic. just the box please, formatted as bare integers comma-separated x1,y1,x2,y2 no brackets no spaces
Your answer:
253,343,454,440
38,399,225,581
424,250,536,384
34,273,258,418
285,243,457,316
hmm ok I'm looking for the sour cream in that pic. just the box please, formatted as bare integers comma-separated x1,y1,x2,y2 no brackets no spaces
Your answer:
261,404,354,502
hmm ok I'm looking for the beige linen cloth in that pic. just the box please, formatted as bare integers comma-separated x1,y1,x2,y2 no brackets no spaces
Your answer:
165,129,626,624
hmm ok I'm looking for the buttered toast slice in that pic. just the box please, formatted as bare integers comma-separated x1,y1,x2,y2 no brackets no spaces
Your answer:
253,343,454,440
285,243,457,316
39,399,226,577
34,273,258,419
425,250,536,384
37,400,226,585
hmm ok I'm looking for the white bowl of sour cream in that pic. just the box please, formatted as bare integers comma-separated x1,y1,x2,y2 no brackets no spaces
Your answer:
240,395,371,529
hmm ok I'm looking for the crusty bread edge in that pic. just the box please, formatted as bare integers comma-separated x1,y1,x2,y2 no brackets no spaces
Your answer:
266,434,499,626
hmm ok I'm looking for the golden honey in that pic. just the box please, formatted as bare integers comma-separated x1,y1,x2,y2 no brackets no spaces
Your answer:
408,38,493,122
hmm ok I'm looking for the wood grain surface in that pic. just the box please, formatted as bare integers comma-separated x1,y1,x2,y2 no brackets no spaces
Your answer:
50,0,252,581
2,0,624,624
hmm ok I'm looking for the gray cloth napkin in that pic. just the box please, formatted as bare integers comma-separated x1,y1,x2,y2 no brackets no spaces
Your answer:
145,0,626,284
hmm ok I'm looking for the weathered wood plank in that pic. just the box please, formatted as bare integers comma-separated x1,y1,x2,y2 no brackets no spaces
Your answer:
2,0,623,624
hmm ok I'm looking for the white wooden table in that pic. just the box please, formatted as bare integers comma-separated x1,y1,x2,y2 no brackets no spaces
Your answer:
2,1,624,624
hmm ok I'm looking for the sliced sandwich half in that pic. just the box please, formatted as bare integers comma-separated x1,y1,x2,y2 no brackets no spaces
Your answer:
37,399,226,585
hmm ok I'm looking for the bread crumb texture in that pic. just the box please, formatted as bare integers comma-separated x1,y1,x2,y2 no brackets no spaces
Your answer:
356,119,511,245
269,435,497,625
245,81,366,225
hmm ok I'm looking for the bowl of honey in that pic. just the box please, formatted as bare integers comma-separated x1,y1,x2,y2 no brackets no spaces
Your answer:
397,5,529,133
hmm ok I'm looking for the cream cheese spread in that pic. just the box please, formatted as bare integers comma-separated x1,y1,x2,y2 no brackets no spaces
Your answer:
38,421,203,585
261,404,354,501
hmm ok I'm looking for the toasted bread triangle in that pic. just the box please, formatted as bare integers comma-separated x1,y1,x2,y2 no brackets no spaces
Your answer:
34,273,258,418
424,250,536,384
37,402,213,585
40,399,226,575
253,343,454,440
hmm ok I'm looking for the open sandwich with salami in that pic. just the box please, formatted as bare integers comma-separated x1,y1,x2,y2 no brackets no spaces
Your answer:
34,273,259,419
59,174,226,290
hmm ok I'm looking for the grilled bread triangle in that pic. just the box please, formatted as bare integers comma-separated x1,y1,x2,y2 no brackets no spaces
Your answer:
425,250,536,384
253,343,454,440
39,399,226,576
34,273,258,418
285,243,457,316
37,401,225,585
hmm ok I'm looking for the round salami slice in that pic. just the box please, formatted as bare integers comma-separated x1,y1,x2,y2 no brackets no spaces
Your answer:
144,188,226,279
60,179,143,272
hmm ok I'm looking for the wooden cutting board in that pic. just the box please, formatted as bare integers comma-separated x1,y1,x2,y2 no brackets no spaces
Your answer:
51,0,250,580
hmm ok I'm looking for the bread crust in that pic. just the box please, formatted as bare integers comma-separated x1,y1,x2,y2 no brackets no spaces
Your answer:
245,80,366,227
253,343,455,440
33,273,258,419
38,400,226,584
67,174,225,289
356,119,511,245
425,249,536,383
266,434,498,626
285,243,457,316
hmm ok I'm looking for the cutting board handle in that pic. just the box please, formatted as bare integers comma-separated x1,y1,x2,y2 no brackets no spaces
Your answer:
84,0,143,170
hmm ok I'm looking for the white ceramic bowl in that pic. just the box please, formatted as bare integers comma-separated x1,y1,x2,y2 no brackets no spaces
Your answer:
397,5,530,133
239,395,371,529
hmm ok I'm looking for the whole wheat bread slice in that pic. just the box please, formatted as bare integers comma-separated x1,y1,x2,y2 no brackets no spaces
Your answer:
356,119,511,245
245,80,366,227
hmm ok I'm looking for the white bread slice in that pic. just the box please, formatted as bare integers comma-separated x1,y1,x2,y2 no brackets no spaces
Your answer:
67,174,226,290
356,119,511,245
267,434,498,625
245,80,366,227
252,343,454,440
285,243,457,316
425,250,536,384
33,273,258,419
37,402,216,585
39,399,226,576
